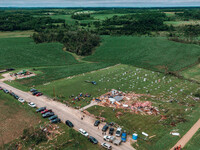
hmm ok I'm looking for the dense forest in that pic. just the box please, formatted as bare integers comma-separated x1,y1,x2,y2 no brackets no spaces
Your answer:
0,12,65,31
32,28,100,56
71,13,92,20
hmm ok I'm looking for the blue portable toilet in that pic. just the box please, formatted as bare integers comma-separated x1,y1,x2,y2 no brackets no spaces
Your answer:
121,132,127,142
132,133,138,140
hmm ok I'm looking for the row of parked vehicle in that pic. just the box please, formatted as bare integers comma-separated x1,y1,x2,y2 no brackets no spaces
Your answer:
30,88,43,96
36,107,62,123
94,119,127,148
0,87,37,107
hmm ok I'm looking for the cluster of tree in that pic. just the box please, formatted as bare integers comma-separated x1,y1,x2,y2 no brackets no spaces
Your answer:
93,12,172,35
175,9,200,20
71,13,92,20
0,12,65,31
32,28,100,56
168,25,200,45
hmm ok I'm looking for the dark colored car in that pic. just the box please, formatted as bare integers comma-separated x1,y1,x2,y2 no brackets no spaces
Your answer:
3,89,9,93
94,120,100,126
32,91,39,95
30,88,37,92
42,112,54,118
14,95,19,99
36,92,43,96
51,118,61,123
10,92,15,96
49,115,58,120
102,124,109,132
6,68,15,71
109,128,114,135
88,136,98,144
36,107,46,113
65,120,74,127
41,109,52,114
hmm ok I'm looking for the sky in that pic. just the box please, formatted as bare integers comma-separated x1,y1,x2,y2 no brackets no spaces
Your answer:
0,0,200,7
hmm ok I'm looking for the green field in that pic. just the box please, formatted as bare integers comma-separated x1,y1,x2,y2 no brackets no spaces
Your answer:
84,36,200,72
49,14,76,24
184,129,200,150
34,64,200,149
181,64,200,82
0,37,78,69
0,31,34,38
164,20,200,26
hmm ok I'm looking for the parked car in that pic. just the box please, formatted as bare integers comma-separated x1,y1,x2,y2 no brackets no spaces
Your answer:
51,118,61,123
10,92,15,96
30,88,37,92
18,98,25,103
0,87,3,90
42,112,54,118
79,128,89,137
65,120,74,127
28,102,36,108
116,127,122,137
113,139,122,146
103,136,116,143
121,132,127,142
101,142,112,149
36,92,43,96
41,109,52,114
14,95,19,99
109,128,114,135
49,115,57,120
36,107,46,113
3,89,9,93
7,68,15,71
102,124,109,132
94,120,100,126
32,91,39,95
88,136,98,144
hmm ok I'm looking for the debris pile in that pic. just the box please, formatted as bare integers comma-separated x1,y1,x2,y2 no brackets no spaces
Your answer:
10,70,36,79
95,89,159,115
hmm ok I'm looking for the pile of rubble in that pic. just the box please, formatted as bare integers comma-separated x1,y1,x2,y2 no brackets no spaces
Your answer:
10,70,36,80
94,89,159,115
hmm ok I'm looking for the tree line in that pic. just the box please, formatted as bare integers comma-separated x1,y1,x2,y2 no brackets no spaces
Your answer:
32,28,100,56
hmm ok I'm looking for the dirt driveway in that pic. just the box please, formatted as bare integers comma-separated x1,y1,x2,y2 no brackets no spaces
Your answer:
0,82,135,150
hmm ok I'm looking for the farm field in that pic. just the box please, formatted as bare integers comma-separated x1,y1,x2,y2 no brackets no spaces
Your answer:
181,64,200,82
184,129,200,150
164,20,200,26
0,92,102,150
84,36,200,72
35,64,200,149
0,31,34,38
0,37,78,69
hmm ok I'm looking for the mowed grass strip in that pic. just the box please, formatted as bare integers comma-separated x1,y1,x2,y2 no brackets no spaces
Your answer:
0,37,78,69
84,36,200,72
184,129,200,150
181,64,200,82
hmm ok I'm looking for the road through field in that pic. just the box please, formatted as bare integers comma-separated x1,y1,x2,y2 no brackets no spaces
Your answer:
0,81,135,150
171,119,200,150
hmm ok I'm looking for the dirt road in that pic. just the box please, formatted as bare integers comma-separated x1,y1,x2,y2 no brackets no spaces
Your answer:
171,119,200,150
0,82,135,150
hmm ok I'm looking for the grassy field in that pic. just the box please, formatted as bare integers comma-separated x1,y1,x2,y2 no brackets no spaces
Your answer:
0,92,40,145
181,64,200,82
34,64,200,149
49,14,76,24
14,62,113,87
164,20,200,26
0,37,78,69
84,36,200,72
184,129,200,150
0,31,34,38
0,92,102,150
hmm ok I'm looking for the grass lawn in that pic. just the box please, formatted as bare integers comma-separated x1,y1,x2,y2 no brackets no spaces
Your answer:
84,36,200,72
181,64,200,82
0,37,78,69
164,20,200,26
184,129,200,150
0,92,102,150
